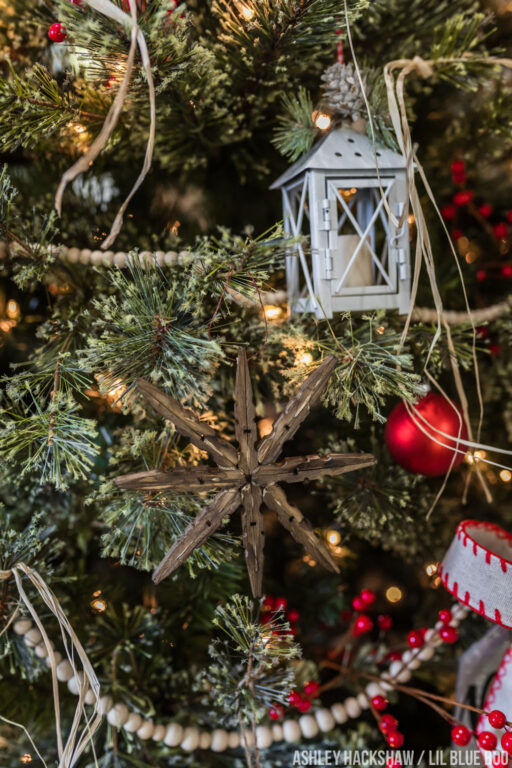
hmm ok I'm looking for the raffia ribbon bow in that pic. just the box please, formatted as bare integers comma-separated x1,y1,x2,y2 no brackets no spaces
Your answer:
0,563,101,768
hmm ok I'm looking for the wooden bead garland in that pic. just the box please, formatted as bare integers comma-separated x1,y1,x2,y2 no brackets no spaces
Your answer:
11,604,468,752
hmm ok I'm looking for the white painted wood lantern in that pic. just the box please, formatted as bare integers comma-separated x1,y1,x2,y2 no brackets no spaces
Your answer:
270,127,411,318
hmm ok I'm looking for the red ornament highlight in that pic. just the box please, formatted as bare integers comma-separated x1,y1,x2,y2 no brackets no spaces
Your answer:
48,22,67,42
385,393,468,477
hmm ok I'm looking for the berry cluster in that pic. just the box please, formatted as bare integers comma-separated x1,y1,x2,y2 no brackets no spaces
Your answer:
451,709,511,757
261,595,299,635
374,701,404,749
350,589,393,638
406,610,458,652
268,681,320,720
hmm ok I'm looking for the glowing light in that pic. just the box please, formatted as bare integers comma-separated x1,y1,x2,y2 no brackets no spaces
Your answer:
92,589,102,597
264,304,286,321
376,326,386,335
385,586,403,603
20,756,32,765
303,554,317,567
500,469,512,483
296,350,313,366
407,214,415,225
6,299,19,319
0,319,16,333
72,123,86,134
239,4,254,19
425,562,438,577
257,417,274,438
312,110,332,131
466,450,487,465
90,598,107,613
326,529,341,546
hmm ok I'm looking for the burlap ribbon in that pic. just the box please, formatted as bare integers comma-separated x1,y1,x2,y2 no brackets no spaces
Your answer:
0,563,101,767
55,0,156,249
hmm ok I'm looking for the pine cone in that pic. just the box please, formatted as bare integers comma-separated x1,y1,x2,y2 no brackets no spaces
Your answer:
320,62,366,123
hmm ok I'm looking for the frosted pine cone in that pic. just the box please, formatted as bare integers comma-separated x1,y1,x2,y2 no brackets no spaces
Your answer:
320,62,366,122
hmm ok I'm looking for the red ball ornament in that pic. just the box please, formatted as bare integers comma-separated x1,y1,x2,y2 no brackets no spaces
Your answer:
440,625,458,644
353,614,373,636
288,690,302,707
494,223,509,240
479,731,498,751
407,630,425,649
352,596,366,611
48,22,67,42
387,731,404,748
502,732,512,754
452,725,472,746
380,714,398,734
385,393,468,477
438,609,452,624
378,614,393,631
489,710,508,730
372,695,388,712
451,160,466,176
479,204,493,218
360,589,376,606
502,265,512,278
269,704,284,720
296,697,312,713
453,190,474,206
304,681,320,698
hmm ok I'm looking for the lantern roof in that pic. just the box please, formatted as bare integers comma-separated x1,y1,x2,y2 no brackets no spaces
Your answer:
270,127,406,189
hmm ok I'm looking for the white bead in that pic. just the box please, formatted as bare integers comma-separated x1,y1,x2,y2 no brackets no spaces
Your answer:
242,730,255,747
227,731,240,749
24,628,42,647
107,703,129,728
365,682,385,699
164,251,176,266
408,657,422,670
180,727,200,752
357,692,370,710
199,731,212,749
91,250,104,265
136,720,155,740
283,719,301,742
113,252,126,267
397,668,411,683
56,660,75,682
123,713,142,733
211,729,229,752
450,618,459,628
435,620,444,629
85,689,97,705
344,697,361,719
45,651,62,667
79,249,92,264
453,604,469,619
35,641,51,658
68,672,86,696
271,723,283,741
401,650,414,666
13,618,33,635
425,629,442,647
67,247,80,263
379,673,393,691
156,252,166,266
164,722,183,746
418,645,435,661
389,660,403,678
102,250,114,264
139,251,152,267
98,695,113,715
256,725,273,748
315,708,335,732
299,715,319,739
152,724,166,741
331,703,348,724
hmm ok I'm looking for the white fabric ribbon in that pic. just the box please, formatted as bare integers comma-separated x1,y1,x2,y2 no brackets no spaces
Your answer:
55,0,155,249
0,563,101,767
440,521,512,763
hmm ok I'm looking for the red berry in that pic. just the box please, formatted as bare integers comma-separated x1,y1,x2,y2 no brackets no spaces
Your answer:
502,732,512,754
388,650,402,662
451,160,466,175
489,710,508,730
269,705,283,720
387,760,402,768
261,596,275,612
440,626,458,644
372,695,388,712
477,326,489,339
490,343,502,357
353,614,373,636
287,609,299,623
454,190,474,206
441,204,456,221
352,596,365,611
494,223,509,240
288,691,301,707
378,614,393,631
274,597,287,611
476,270,487,282
502,265,512,278
387,731,404,748
452,172,467,185
452,229,464,240
438,609,452,624
380,714,398,734
479,731,498,751
452,725,472,746
303,681,320,698
360,589,376,606
479,204,493,218
297,697,312,713
407,629,425,649
48,22,67,42
507,210,512,224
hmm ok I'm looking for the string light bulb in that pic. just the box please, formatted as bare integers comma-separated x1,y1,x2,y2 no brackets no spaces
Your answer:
312,110,332,131
90,597,107,613
296,350,313,366
326,529,341,546
20,756,32,765
263,304,286,322
236,2,254,19
6,299,20,319
500,469,512,483
385,585,403,603
425,562,438,577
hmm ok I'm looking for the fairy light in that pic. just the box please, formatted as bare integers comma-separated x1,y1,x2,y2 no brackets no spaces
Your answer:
425,562,438,577
500,469,512,482
312,110,331,131
6,299,19,319
303,554,317,567
385,585,403,603
239,4,254,19
90,597,107,613
326,529,341,546
466,449,487,465
264,304,286,322
376,326,386,335
295,350,313,366
20,756,32,764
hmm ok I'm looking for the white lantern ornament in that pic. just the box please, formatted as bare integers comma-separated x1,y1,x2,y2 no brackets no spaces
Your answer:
271,126,411,319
